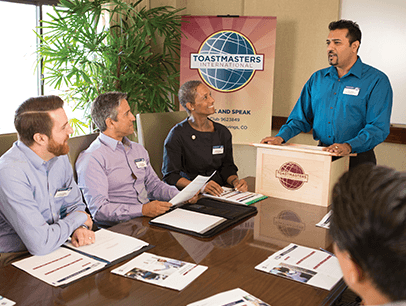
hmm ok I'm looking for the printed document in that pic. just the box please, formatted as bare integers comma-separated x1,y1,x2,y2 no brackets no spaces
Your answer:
12,247,106,286
316,210,332,229
187,288,270,306
0,296,16,306
111,252,207,291
203,186,267,205
64,228,149,263
255,243,342,290
170,172,215,205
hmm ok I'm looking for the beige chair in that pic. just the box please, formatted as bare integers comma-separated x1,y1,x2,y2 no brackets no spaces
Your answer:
0,133,18,157
67,133,99,181
136,111,188,179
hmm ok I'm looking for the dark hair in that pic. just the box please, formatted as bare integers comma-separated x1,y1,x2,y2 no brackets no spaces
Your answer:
14,95,64,146
178,80,203,115
329,19,362,50
91,92,127,132
330,164,406,301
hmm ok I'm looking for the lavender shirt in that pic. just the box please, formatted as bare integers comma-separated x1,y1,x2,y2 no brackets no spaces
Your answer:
76,133,178,226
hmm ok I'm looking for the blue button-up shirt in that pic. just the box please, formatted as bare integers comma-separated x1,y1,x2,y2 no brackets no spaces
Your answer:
277,57,393,153
0,142,87,255
76,133,179,226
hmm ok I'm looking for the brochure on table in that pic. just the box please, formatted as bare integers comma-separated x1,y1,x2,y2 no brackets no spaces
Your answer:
12,247,106,287
12,229,150,287
203,187,267,205
187,288,270,306
255,243,343,290
316,210,332,229
111,252,207,291
0,296,16,306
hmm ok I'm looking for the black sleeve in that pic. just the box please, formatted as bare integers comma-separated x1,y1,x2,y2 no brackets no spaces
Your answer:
162,126,184,186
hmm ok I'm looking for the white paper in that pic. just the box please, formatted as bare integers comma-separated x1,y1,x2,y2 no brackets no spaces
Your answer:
203,186,267,205
316,210,332,229
255,243,342,290
187,288,271,306
12,248,106,286
64,228,149,263
170,173,215,205
152,208,226,234
111,252,207,291
0,296,16,306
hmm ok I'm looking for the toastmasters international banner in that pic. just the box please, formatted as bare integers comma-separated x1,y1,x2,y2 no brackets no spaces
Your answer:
180,16,277,143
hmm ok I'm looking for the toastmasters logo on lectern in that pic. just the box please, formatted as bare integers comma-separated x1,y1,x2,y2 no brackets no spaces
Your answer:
275,162,309,190
190,30,264,92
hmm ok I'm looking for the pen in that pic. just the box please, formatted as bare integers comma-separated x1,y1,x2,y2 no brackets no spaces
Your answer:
319,248,336,257
56,266,91,283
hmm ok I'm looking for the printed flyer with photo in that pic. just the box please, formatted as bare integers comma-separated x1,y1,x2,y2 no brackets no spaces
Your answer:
111,253,207,291
255,243,343,290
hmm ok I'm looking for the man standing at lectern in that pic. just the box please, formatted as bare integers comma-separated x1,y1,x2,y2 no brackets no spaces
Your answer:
261,20,393,168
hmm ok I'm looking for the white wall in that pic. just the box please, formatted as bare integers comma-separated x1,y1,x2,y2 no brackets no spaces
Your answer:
340,0,406,125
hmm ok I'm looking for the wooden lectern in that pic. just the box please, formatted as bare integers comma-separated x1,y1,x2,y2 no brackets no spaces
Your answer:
253,143,350,207
252,143,352,249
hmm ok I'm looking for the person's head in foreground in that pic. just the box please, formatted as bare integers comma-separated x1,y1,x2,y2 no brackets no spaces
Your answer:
330,164,406,305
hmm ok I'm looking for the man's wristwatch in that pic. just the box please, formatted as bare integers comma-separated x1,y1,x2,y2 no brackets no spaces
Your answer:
79,224,90,230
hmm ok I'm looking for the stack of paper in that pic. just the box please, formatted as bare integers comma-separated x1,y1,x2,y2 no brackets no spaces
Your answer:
151,208,226,234
255,243,343,290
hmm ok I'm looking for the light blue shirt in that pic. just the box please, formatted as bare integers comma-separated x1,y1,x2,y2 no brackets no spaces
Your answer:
277,57,393,153
76,133,178,226
0,141,87,255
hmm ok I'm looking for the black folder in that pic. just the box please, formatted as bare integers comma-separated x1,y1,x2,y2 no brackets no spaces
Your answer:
149,197,257,238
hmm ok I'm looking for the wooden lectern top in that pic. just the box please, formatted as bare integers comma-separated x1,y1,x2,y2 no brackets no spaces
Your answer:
251,143,356,157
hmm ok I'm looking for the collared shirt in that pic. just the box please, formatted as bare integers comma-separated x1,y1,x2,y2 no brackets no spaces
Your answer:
162,118,238,186
277,57,393,153
76,133,179,226
0,141,87,255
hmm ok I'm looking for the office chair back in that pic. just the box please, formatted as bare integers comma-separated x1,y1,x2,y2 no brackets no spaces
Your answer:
136,111,188,179
0,133,18,157
67,133,99,181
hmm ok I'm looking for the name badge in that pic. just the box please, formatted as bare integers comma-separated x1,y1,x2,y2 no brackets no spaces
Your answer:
212,145,224,155
343,86,360,96
54,187,72,198
134,158,147,168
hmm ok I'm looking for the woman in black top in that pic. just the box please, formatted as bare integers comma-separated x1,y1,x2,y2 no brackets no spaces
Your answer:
162,80,248,196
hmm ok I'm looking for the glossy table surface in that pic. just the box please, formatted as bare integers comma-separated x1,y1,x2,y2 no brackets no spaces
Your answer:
0,207,344,306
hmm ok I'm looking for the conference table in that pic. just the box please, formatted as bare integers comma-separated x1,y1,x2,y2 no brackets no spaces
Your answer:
0,180,345,306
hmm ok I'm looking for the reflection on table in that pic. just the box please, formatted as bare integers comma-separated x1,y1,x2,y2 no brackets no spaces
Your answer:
254,197,331,250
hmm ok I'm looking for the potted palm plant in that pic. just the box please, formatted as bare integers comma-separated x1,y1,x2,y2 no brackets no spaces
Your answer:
37,0,184,133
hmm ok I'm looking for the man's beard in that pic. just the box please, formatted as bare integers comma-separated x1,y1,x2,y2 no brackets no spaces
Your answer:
47,137,69,156
328,52,337,66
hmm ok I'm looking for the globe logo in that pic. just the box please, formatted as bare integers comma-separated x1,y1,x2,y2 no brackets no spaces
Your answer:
275,162,309,191
273,210,305,237
190,30,264,92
